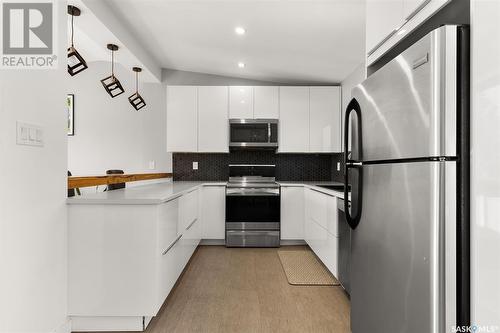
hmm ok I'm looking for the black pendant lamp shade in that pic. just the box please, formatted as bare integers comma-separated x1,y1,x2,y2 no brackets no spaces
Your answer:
128,67,146,111
101,44,125,98
67,5,88,76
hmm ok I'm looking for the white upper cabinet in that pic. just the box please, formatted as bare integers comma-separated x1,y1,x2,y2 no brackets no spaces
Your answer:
309,87,341,152
167,86,198,152
167,85,342,153
254,86,279,119
366,0,452,63
229,86,254,119
403,0,428,19
279,87,310,153
366,0,404,54
198,86,229,152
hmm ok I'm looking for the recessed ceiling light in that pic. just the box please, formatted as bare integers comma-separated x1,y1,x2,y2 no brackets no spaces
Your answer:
238,62,245,68
235,27,246,35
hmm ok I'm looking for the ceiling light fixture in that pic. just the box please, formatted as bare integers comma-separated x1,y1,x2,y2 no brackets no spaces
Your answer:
67,5,88,76
235,27,246,35
100,44,125,98
128,67,146,111
238,62,245,68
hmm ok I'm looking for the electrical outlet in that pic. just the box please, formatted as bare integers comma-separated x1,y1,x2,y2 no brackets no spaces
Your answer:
337,162,341,171
193,162,198,170
148,160,156,170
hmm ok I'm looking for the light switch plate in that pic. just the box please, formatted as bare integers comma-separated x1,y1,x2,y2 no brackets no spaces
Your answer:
17,121,44,147
193,162,198,170
337,162,341,171
148,160,156,170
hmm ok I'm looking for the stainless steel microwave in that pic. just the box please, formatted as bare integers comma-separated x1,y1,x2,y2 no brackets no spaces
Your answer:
229,119,278,149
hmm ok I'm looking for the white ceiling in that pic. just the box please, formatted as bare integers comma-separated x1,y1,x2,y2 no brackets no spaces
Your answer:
103,0,366,84
70,0,160,82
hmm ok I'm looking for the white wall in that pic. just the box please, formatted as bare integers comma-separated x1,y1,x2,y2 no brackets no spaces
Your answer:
67,61,171,179
0,4,69,333
340,63,366,150
471,0,500,327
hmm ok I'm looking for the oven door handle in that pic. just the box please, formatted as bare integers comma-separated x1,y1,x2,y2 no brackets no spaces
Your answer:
226,188,280,196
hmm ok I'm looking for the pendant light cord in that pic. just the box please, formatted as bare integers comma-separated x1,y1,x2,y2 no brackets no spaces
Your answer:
111,50,114,79
70,12,74,47
136,71,138,93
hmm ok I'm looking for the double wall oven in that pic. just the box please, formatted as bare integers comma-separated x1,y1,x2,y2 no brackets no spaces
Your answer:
225,165,280,247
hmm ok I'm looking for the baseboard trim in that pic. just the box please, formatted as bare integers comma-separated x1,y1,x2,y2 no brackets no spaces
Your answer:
200,239,225,245
280,240,307,246
54,319,72,333
201,239,307,246
70,316,152,332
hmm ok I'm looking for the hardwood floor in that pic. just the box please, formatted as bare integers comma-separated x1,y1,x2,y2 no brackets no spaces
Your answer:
142,245,350,333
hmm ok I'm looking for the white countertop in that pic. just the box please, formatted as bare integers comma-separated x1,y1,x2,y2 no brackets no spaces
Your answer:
67,180,347,205
278,181,347,199
66,181,226,205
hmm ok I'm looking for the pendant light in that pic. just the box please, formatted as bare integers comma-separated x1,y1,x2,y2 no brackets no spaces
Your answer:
100,44,125,98
128,67,146,111
67,5,88,76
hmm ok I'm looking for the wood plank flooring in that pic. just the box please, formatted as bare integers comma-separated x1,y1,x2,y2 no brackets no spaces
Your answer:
115,246,350,333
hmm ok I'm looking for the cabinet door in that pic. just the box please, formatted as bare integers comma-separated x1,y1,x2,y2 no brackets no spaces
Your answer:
167,86,198,152
366,0,404,54
403,0,428,19
198,86,229,152
229,86,254,119
201,186,226,239
279,87,310,152
281,187,305,240
254,86,279,119
310,87,341,152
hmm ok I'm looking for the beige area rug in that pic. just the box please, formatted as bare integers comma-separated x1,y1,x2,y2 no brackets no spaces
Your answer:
278,250,340,286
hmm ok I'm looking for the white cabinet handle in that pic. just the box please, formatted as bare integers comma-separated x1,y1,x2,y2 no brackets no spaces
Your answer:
186,218,197,230
162,234,182,256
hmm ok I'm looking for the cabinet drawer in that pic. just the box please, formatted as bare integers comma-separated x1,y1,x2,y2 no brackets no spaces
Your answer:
179,189,199,230
305,218,339,278
158,198,180,256
306,189,328,229
159,234,184,303
326,195,339,237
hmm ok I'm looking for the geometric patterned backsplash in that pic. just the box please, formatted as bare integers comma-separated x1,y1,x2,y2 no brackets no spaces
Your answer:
173,150,344,182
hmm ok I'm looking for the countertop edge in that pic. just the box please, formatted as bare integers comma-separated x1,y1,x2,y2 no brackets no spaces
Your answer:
67,181,347,205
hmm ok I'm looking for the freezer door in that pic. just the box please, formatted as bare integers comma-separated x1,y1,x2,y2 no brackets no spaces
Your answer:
351,25,457,162
350,161,456,333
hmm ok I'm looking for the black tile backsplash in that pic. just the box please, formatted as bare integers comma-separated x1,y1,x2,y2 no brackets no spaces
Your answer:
173,151,344,182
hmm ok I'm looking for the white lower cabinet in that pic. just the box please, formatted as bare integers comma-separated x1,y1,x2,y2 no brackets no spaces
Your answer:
159,232,183,303
69,186,205,332
280,186,305,240
201,185,226,239
304,188,340,278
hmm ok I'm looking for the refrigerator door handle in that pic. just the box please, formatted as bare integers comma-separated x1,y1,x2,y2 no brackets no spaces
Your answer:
344,98,363,229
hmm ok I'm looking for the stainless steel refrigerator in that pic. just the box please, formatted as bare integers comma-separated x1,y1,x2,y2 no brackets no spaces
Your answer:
343,25,469,333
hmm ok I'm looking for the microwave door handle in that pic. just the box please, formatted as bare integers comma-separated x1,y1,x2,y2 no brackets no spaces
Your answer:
268,123,271,143
344,98,363,230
